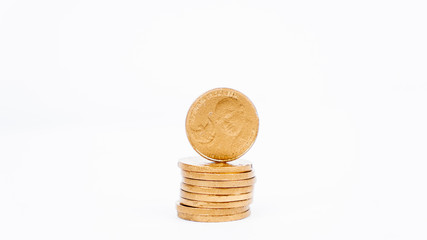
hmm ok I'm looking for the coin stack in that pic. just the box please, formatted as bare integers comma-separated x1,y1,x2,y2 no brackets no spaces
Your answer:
178,88,259,222
177,157,255,222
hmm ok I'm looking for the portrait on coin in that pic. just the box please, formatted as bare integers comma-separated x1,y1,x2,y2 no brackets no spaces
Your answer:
190,97,255,159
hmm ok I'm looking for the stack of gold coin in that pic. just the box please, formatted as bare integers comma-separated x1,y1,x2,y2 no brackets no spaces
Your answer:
177,157,255,222
178,88,259,222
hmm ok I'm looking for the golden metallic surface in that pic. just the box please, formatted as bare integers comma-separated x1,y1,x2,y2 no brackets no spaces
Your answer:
185,88,259,162
178,157,252,173
183,177,256,188
181,190,252,202
178,209,251,222
182,170,254,181
180,197,252,208
181,183,254,195
176,203,249,215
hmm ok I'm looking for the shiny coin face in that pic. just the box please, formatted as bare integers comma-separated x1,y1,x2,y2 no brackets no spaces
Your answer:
186,88,259,162
182,170,254,181
180,197,252,208
176,203,249,215
178,157,252,173
181,183,254,195
183,177,256,188
177,209,251,222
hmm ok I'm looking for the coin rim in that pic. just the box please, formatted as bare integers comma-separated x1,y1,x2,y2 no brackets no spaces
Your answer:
182,177,256,188
178,158,253,173
177,209,251,222
181,170,255,181
181,189,253,202
176,203,249,215
181,183,254,195
180,197,253,208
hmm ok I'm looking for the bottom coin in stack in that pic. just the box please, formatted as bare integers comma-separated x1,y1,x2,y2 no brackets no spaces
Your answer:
177,209,251,222
180,197,252,208
176,203,249,215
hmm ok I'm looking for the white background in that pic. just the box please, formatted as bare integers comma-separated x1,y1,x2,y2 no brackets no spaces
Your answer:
1,0,426,239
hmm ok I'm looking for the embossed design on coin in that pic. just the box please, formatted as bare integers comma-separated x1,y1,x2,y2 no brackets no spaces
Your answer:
186,88,259,161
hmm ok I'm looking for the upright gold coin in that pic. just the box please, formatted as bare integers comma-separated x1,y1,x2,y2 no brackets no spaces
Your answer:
176,203,249,215
178,209,251,222
178,157,252,173
181,183,254,195
185,88,259,162
182,170,254,181
183,177,256,188
180,197,252,208
181,190,252,202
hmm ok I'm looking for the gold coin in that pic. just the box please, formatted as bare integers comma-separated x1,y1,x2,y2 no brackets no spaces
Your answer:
185,88,259,162
178,209,251,222
183,177,256,188
176,203,249,215
180,197,252,208
178,157,252,173
182,170,254,181
181,183,254,195
181,190,252,202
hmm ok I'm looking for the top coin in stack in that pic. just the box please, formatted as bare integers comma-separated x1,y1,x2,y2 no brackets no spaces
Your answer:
185,88,259,162
178,157,252,173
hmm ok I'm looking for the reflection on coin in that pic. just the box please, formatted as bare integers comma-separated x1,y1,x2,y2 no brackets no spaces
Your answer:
185,88,259,162
181,190,252,202
181,183,254,195
178,157,252,173
182,170,254,181
178,209,251,222
176,203,249,215
183,177,256,188
180,197,252,208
